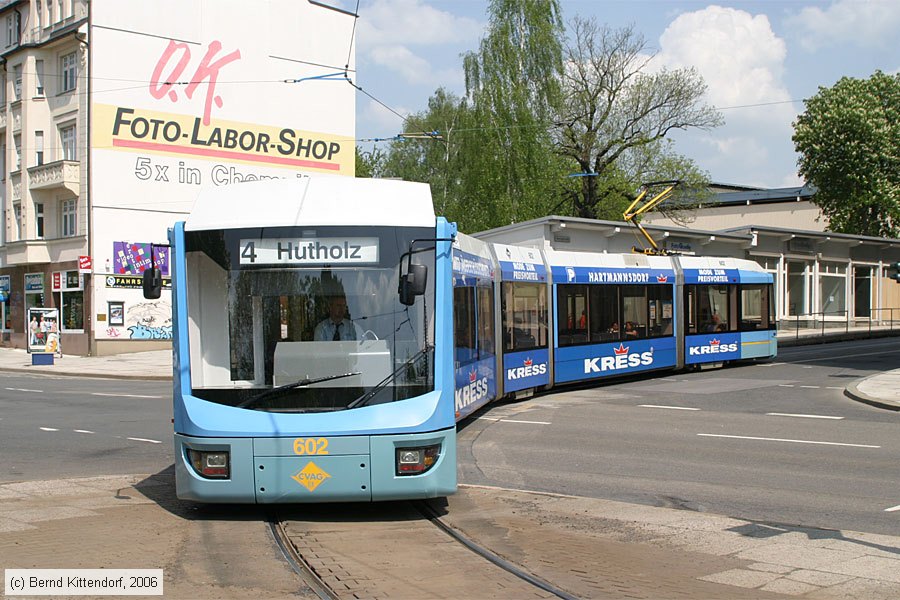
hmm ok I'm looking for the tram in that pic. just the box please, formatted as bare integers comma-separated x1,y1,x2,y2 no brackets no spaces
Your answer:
145,175,775,503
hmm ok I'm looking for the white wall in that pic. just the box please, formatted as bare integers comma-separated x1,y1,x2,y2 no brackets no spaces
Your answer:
89,0,357,340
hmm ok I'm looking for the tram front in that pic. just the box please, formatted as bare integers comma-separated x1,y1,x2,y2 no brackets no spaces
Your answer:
155,177,457,503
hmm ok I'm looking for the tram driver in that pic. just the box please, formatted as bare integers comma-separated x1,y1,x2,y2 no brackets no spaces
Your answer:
314,295,364,341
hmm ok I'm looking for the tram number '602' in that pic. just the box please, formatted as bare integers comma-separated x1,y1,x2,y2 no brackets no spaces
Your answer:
293,438,329,455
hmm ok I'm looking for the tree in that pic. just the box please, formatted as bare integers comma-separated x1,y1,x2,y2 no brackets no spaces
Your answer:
355,146,385,178
793,71,900,237
378,88,471,217
555,18,722,219
459,0,569,230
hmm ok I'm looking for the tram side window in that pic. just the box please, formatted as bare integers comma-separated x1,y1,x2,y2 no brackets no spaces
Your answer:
502,282,547,352
453,286,476,364
589,285,619,343
740,284,774,331
476,285,495,357
621,285,648,339
648,285,674,336
557,284,588,345
693,285,735,333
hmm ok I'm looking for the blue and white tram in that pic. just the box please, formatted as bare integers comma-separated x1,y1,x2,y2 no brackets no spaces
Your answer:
160,176,458,503
151,175,776,504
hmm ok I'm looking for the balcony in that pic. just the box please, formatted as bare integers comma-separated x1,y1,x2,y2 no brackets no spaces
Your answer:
28,160,80,195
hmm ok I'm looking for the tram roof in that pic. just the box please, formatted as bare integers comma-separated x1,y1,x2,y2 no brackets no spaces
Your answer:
185,175,435,231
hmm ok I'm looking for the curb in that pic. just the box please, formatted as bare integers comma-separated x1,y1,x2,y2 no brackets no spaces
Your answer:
0,365,172,381
844,378,900,412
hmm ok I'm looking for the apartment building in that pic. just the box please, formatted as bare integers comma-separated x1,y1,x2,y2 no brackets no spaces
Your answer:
0,0,88,352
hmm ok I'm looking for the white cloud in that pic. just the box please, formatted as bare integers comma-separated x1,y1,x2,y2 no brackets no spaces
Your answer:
786,0,900,51
655,6,798,186
657,6,790,113
356,0,483,49
368,44,464,87
354,1,482,89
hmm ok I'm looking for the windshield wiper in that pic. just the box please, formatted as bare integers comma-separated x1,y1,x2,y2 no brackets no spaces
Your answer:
346,345,433,410
237,372,361,409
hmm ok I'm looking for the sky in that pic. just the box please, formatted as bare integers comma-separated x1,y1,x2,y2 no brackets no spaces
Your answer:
339,0,900,189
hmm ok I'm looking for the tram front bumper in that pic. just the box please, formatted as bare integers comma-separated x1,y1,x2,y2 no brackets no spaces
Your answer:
174,429,456,503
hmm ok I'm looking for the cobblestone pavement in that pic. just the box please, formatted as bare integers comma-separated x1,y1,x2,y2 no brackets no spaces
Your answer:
0,472,313,599
3,474,899,598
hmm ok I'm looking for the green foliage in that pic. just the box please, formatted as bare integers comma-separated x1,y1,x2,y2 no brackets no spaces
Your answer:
355,146,385,178
458,0,569,230
793,71,900,237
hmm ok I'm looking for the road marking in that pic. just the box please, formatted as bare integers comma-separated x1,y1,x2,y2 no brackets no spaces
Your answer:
757,362,785,367
6,387,42,393
127,437,162,444
778,384,794,387
885,504,900,513
766,413,844,420
39,427,58,432
478,417,551,425
74,429,95,434
826,387,844,390
639,405,700,411
799,385,820,389
698,433,879,448
91,393,163,399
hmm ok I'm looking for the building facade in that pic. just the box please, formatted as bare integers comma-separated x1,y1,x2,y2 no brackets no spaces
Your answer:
475,215,900,329
0,0,357,355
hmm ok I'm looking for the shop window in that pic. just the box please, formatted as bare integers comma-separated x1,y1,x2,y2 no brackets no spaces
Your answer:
61,290,84,331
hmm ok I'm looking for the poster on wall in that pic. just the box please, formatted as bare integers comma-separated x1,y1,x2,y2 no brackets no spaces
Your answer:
113,242,169,276
27,308,60,354
108,302,125,326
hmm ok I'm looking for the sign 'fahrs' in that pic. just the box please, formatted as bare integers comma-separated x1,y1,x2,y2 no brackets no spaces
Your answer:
239,238,379,266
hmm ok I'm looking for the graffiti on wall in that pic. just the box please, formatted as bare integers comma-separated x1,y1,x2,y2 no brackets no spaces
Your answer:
125,300,173,340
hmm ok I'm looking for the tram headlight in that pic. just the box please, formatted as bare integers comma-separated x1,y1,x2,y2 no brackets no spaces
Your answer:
396,444,440,476
187,449,230,479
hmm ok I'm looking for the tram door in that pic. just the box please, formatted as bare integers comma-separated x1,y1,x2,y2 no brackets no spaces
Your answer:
500,281,550,395
452,280,496,420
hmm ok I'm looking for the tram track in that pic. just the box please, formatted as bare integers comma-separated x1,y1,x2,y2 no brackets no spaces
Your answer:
269,500,573,599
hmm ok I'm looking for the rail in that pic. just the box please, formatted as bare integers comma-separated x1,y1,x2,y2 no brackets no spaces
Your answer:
781,308,898,341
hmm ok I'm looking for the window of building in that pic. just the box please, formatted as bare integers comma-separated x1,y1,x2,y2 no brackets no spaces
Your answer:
60,124,76,160
13,64,21,100
6,13,19,47
0,144,6,180
35,202,44,238
13,134,21,170
57,0,65,21
61,291,84,331
60,52,76,92
60,198,76,237
35,59,44,96
36,1,42,30
12,201,22,241
0,73,6,104
35,130,43,165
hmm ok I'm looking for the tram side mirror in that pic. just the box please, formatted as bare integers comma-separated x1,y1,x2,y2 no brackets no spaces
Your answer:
399,263,427,306
143,267,162,300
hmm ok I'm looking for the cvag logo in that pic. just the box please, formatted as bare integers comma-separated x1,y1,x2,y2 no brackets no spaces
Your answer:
584,343,654,373
506,357,548,380
689,338,738,356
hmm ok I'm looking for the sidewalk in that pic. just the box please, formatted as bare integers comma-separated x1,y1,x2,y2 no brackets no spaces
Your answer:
0,347,172,380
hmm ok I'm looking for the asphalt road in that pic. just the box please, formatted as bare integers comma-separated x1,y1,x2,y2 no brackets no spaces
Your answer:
2,337,898,538
0,373,173,482
458,337,900,537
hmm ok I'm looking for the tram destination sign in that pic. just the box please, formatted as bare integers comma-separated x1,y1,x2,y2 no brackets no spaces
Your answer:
239,238,379,265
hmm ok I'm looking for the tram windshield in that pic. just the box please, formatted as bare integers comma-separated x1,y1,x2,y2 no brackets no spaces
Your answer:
183,226,435,412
